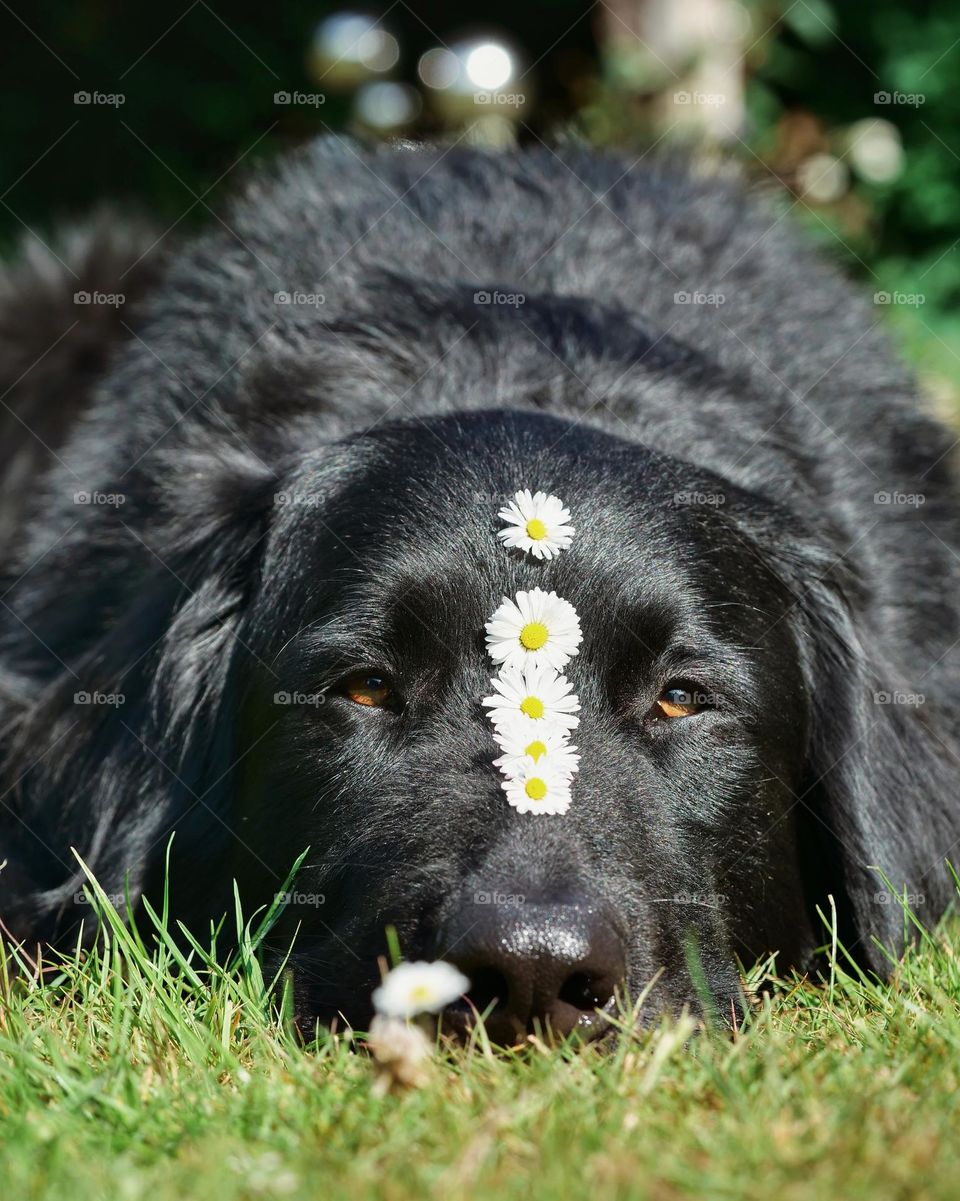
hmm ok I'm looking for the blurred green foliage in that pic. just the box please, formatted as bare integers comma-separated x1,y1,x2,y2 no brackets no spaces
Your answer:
1,0,958,395
745,0,960,404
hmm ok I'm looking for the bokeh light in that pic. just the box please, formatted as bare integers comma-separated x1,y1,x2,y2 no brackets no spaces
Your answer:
353,81,422,132
309,12,400,90
417,34,529,125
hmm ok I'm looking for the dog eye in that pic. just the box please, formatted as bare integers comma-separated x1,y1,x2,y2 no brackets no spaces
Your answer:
655,687,704,719
341,671,394,709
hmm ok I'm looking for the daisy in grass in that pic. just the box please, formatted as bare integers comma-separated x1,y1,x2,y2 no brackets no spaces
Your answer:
372,960,470,1019
482,661,580,733
497,489,575,560
485,587,582,673
501,758,573,816
493,724,580,780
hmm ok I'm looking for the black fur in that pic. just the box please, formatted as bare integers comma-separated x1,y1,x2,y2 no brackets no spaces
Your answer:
2,138,959,1032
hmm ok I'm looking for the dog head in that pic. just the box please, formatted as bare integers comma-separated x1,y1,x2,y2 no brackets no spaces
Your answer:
214,408,817,1038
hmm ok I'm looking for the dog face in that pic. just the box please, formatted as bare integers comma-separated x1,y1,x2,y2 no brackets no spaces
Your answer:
221,409,819,1039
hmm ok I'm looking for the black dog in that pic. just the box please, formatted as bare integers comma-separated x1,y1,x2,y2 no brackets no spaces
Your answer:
1,138,959,1042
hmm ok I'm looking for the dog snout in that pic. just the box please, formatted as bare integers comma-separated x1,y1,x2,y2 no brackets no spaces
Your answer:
440,896,626,1044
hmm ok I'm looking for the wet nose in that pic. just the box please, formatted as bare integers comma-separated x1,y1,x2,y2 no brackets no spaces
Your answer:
441,897,626,1044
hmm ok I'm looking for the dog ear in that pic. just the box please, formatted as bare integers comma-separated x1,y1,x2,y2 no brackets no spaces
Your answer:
780,538,958,974
0,445,279,946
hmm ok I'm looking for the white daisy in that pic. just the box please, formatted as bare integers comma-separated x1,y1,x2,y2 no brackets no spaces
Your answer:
493,724,580,779
485,588,582,673
481,662,580,733
501,759,573,816
372,960,470,1019
497,489,575,560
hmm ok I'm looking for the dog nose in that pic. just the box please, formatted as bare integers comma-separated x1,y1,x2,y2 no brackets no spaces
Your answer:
441,899,626,1044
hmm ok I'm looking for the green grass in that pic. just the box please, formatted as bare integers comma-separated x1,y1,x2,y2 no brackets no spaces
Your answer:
2,863,960,1201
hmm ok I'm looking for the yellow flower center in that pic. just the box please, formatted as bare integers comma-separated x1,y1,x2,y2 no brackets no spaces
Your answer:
525,740,547,761
520,621,549,650
525,777,548,801
525,517,548,541
520,695,544,719
409,984,432,1003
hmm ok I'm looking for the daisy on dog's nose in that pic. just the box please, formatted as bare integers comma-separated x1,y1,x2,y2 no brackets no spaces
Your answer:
481,662,581,733
485,587,582,673
492,724,580,779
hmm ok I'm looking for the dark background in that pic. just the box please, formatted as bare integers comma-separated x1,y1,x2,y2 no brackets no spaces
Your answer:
3,1,959,402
